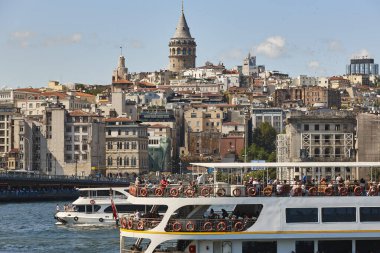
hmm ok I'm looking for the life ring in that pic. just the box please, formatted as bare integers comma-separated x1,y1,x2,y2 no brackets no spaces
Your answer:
90,199,95,205
217,188,226,197
234,221,244,231
263,187,272,197
233,188,241,197
186,221,195,231
247,187,256,197
121,217,127,228
99,218,104,222
185,188,195,198
216,221,227,232
172,222,182,232
308,187,317,196
139,187,148,197
155,188,164,197
170,188,179,197
368,187,378,196
201,187,210,197
324,187,333,196
74,216,78,222
339,187,348,196
127,218,133,229
137,220,144,230
354,186,362,196
203,221,213,232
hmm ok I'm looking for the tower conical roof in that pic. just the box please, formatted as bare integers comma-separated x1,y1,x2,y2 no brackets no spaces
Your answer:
172,11,192,39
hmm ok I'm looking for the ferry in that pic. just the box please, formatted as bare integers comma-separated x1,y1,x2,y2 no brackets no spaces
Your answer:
120,162,380,253
55,187,130,225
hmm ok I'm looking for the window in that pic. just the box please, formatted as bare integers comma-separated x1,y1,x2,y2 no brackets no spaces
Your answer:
108,130,111,135
360,207,380,222
286,208,318,223
82,154,87,160
74,145,80,151
191,113,197,118
124,157,129,166
82,126,88,133
304,124,309,131
66,126,72,132
82,144,88,150
322,207,356,222
314,124,319,131
74,126,80,133
325,124,330,130
335,124,341,131
107,157,113,166
107,142,112,150
118,129,121,135
66,145,72,151
296,241,314,253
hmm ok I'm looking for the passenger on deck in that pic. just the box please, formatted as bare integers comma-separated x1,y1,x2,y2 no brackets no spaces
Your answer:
221,209,229,219
276,181,284,195
160,177,168,189
134,210,141,220
208,208,215,219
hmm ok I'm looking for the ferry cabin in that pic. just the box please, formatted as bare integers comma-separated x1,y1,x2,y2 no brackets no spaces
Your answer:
120,162,380,253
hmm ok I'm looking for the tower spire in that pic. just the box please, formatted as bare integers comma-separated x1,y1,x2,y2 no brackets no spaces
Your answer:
120,46,123,56
181,0,184,13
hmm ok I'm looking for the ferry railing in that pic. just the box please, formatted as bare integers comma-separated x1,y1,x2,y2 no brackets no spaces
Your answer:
122,217,256,232
128,182,380,198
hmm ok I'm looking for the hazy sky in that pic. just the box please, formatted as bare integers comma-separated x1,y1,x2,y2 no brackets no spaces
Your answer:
0,0,379,87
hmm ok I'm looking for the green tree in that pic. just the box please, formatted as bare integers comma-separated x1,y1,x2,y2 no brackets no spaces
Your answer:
240,122,277,162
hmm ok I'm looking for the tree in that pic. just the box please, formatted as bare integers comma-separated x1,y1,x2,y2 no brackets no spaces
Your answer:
240,122,277,162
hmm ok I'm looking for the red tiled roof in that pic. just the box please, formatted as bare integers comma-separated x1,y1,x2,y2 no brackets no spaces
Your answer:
104,117,133,122
15,88,42,93
112,79,133,84
74,91,95,98
41,91,67,99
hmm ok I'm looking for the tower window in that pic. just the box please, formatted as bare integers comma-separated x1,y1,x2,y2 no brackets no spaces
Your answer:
177,48,181,55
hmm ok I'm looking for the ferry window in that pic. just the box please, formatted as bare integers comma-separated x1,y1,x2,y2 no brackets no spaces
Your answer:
360,207,380,222
286,208,318,223
322,207,356,222
242,241,276,253
296,241,314,253
303,124,309,131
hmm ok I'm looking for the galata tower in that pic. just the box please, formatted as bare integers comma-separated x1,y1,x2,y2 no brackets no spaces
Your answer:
168,2,196,72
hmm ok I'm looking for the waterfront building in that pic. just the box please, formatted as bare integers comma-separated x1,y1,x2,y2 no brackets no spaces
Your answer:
105,118,149,175
276,110,356,181
168,3,196,72
13,106,105,176
0,104,21,169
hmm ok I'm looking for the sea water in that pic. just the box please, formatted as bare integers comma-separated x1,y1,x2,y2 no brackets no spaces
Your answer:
0,201,120,253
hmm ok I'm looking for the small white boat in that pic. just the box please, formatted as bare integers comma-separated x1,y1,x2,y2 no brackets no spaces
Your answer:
55,187,131,226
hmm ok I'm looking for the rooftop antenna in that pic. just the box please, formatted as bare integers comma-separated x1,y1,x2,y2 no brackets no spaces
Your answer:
182,0,184,13
120,46,123,56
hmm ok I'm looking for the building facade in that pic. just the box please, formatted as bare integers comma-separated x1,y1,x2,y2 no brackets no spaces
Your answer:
277,110,356,181
346,58,379,75
105,118,149,175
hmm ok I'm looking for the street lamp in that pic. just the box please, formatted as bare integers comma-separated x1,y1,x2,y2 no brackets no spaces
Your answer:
179,161,182,176
23,136,32,171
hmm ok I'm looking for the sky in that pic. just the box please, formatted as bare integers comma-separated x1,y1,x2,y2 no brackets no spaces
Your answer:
0,0,379,88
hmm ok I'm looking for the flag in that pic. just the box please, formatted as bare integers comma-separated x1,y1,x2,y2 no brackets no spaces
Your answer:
110,188,118,220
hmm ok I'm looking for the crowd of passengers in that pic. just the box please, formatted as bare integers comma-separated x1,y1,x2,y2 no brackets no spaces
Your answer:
132,172,380,197
243,175,380,196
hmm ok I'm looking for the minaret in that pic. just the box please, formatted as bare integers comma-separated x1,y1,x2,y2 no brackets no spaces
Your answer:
168,0,196,72
112,46,128,82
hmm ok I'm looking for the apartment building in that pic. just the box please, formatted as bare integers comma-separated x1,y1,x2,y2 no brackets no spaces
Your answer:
105,118,149,175
277,110,356,181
